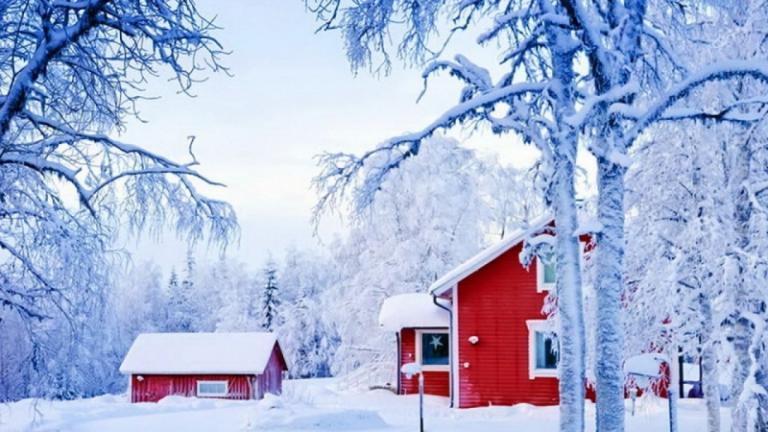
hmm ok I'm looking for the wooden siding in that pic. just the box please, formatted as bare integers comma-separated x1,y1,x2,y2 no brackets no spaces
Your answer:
456,243,559,408
399,328,450,397
257,344,286,398
130,374,254,403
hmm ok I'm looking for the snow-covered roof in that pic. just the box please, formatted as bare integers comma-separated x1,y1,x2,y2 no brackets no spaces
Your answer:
429,215,554,296
624,353,669,377
378,293,450,332
119,332,284,375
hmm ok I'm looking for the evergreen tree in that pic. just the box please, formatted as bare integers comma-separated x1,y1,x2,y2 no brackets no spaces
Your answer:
182,250,196,297
261,259,280,331
167,263,194,332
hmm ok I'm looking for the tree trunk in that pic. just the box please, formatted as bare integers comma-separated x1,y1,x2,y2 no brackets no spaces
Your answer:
552,135,587,432
594,158,627,432
730,319,752,432
752,332,768,431
702,345,722,432
701,295,722,432
541,1,586,429
728,133,754,432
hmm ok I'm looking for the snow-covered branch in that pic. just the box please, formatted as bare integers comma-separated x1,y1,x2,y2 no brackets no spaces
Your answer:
0,0,236,341
313,80,545,219
625,61,768,148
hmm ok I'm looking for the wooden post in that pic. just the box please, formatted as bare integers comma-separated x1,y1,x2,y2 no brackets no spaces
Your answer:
419,371,424,432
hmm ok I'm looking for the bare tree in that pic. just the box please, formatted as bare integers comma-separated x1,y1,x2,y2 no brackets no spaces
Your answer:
0,0,236,357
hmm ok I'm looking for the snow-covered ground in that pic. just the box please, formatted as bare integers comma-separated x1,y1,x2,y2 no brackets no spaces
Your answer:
1,378,729,432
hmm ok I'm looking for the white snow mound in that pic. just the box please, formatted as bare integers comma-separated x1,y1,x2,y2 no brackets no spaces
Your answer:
378,293,449,331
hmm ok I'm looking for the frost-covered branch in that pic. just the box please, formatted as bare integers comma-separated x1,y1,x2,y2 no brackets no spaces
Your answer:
625,61,768,148
0,0,236,340
313,79,545,219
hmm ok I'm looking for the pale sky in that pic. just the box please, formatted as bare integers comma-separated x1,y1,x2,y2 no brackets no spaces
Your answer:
118,1,552,271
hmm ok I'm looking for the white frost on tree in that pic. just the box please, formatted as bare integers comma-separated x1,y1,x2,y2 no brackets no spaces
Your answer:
261,258,281,332
0,0,236,399
318,137,501,376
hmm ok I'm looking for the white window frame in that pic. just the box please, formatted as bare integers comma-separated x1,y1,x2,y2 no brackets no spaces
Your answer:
415,329,450,372
526,320,559,379
536,242,588,292
536,253,557,292
196,380,228,397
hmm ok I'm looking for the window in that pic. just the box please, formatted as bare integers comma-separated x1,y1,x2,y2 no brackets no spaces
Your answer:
537,242,589,292
416,330,449,371
534,332,559,370
537,252,557,292
526,320,559,379
197,380,228,397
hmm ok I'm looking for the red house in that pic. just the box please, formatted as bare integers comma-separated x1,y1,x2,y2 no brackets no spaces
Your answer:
120,332,288,403
380,216,586,408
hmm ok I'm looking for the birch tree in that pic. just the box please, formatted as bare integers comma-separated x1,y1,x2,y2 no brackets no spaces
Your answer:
306,2,768,431
541,3,768,430
305,2,589,429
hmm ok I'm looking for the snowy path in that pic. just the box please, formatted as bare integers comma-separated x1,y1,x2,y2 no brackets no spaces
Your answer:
1,378,729,431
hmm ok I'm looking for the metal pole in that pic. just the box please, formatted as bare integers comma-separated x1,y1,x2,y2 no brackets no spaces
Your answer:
419,372,424,432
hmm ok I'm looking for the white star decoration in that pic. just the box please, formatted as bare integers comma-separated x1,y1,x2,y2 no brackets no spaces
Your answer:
430,335,444,351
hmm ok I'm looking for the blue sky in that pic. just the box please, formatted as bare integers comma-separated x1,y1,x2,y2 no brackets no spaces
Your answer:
119,1,545,270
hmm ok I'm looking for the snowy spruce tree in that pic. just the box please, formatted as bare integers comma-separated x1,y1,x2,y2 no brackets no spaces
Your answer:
261,259,281,332
167,265,195,332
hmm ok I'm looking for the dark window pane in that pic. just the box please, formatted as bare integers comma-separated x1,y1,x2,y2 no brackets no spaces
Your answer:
535,332,559,369
421,333,449,365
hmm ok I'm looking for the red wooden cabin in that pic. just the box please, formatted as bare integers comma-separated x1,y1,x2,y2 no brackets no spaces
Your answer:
380,216,587,408
120,332,288,403
380,216,680,408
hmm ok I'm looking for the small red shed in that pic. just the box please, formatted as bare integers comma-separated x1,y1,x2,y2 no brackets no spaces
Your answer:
119,332,288,403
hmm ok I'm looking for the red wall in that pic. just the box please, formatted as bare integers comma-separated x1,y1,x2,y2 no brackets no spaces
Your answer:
130,374,254,402
399,328,450,397
257,344,286,398
456,243,559,408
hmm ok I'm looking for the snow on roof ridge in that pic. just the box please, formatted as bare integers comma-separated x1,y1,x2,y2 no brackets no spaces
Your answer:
119,331,282,375
428,214,553,296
